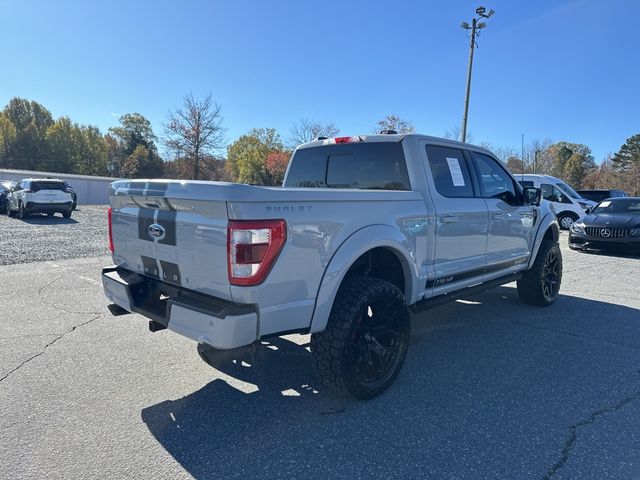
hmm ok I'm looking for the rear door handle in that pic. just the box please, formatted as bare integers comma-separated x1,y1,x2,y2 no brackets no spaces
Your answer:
441,215,459,224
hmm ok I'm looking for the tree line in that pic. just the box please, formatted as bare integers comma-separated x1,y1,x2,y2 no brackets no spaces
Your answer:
0,95,637,194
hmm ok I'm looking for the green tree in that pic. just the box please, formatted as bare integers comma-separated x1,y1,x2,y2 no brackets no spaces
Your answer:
0,113,17,167
541,142,595,187
104,133,124,177
121,144,164,178
612,134,640,195
109,113,157,156
226,128,285,185
109,113,163,178
77,125,108,175
3,98,53,170
45,117,81,173
227,135,268,184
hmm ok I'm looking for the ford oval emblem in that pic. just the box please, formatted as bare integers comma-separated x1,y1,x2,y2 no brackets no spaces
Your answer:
148,223,166,240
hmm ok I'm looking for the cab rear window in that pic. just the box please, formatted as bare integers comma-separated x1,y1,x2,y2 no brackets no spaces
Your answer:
284,142,410,190
31,181,67,192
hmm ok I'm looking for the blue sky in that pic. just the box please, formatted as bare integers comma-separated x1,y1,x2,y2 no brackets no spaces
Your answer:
0,0,637,162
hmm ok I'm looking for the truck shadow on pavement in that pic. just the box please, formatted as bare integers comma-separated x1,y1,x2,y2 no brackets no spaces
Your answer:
141,287,640,479
12,215,78,225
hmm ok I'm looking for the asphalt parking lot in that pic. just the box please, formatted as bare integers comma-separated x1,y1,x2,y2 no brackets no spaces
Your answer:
1,210,639,479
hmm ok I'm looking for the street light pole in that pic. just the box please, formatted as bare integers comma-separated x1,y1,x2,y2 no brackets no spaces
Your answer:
461,18,477,144
460,7,494,144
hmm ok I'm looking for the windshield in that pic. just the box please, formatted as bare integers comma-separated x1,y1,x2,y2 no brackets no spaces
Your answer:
554,181,581,199
592,198,640,214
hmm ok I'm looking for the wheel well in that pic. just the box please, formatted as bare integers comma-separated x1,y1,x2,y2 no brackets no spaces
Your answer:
558,210,578,219
543,224,559,242
343,247,407,297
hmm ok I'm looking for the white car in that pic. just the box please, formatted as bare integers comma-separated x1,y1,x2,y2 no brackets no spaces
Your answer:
517,174,596,229
6,178,74,219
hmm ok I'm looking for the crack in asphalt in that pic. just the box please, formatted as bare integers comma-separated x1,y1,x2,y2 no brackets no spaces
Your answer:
0,314,102,385
37,274,103,315
543,385,640,479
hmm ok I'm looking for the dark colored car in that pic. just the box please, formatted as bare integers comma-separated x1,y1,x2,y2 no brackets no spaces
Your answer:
569,197,640,253
0,181,16,213
577,189,628,203
63,181,77,209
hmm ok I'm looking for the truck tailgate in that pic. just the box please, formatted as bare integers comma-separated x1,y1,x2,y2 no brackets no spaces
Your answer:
109,180,231,301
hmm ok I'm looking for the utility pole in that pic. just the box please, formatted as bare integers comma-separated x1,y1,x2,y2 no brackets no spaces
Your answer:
460,7,494,144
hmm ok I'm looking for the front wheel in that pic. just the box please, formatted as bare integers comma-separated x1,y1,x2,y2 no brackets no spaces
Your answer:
18,202,27,219
62,210,72,219
311,276,410,400
517,240,562,306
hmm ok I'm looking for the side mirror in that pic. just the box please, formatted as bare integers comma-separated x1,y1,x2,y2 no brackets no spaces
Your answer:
523,187,542,206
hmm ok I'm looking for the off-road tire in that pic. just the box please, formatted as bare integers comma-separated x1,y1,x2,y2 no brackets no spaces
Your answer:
7,205,15,217
517,240,562,306
62,210,72,219
311,276,410,400
557,212,578,230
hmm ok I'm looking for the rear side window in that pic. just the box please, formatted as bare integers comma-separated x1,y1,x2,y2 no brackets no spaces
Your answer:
285,142,410,190
31,181,67,192
425,145,474,198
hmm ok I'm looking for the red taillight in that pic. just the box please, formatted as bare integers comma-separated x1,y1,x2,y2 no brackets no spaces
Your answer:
334,136,352,144
227,219,286,286
107,207,114,253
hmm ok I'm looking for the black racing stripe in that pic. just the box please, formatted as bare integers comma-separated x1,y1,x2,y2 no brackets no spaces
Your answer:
425,258,527,288
156,210,177,245
141,256,160,279
144,182,170,197
138,208,156,242
160,261,181,285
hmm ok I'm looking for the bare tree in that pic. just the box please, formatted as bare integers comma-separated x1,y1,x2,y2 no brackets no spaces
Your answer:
164,92,225,180
374,115,415,134
289,119,339,148
443,126,473,143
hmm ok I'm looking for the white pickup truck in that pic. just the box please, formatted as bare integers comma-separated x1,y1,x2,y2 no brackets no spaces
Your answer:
102,133,561,399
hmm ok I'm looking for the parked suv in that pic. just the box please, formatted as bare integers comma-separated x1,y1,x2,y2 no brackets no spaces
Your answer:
6,179,74,218
103,133,562,399
577,189,629,203
517,174,596,229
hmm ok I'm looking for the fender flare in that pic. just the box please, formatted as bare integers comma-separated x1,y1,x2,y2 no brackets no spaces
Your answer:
309,224,419,334
528,212,560,269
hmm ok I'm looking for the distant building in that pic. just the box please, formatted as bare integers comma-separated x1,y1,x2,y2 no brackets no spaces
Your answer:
0,169,119,205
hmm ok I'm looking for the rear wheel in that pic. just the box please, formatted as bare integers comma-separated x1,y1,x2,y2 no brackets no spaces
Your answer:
558,212,578,230
517,240,562,306
311,276,410,400
18,202,27,219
